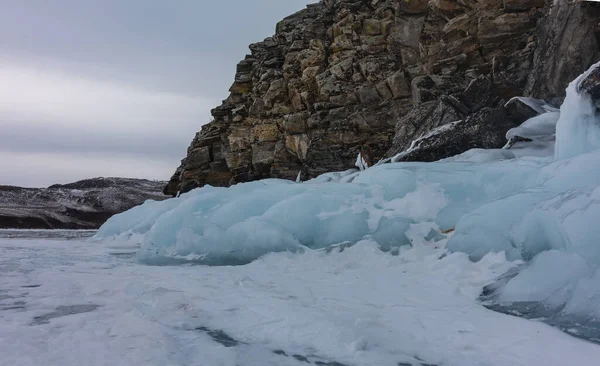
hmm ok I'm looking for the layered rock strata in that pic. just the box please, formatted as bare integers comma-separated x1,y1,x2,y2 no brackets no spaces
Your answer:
165,0,600,195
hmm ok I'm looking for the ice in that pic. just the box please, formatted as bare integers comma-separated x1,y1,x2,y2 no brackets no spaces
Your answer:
96,157,545,266
446,62,600,326
354,152,368,171
93,62,600,340
505,96,559,115
95,197,181,238
448,150,600,260
304,169,358,184
4,236,600,366
506,112,559,141
555,60,600,160
470,183,600,324
504,112,560,157
496,251,591,307
439,148,516,163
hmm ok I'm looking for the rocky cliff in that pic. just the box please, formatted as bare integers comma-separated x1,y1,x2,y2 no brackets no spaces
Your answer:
0,178,166,229
165,0,600,196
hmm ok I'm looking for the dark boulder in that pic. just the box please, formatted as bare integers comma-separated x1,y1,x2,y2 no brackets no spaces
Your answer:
525,0,600,105
504,97,549,124
577,62,600,111
393,108,520,163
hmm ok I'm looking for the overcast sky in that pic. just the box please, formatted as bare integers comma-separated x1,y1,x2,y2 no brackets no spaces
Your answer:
0,0,311,187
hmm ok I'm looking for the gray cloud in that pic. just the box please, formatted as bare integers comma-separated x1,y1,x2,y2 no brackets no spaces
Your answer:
0,0,312,187
0,0,311,97
0,119,189,159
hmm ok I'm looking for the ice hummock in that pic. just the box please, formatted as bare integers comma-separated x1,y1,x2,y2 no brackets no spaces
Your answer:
96,158,543,265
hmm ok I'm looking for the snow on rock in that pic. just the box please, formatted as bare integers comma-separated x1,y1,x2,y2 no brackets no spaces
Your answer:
503,111,560,157
389,120,463,163
505,96,558,123
389,106,523,164
0,178,166,229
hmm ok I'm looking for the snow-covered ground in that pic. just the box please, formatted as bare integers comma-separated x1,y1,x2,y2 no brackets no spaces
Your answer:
3,234,600,366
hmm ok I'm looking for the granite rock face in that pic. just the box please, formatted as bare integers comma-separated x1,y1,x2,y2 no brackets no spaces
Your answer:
165,0,600,195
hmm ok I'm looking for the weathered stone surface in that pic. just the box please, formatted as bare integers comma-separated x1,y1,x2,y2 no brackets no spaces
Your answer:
504,0,545,12
525,0,600,105
461,76,495,112
186,147,211,169
396,0,429,14
395,108,520,162
388,62,530,158
164,0,600,195
478,12,535,44
388,100,464,157
578,63,600,103
411,75,467,105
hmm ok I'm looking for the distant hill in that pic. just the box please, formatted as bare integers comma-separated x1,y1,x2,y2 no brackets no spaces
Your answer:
0,177,166,229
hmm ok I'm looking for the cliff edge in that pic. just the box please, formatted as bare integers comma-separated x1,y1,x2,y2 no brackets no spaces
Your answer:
165,0,600,195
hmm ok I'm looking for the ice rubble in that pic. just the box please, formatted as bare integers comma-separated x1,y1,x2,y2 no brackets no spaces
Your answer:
96,61,600,337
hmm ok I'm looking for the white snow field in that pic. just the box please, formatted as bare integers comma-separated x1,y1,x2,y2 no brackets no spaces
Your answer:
3,234,600,366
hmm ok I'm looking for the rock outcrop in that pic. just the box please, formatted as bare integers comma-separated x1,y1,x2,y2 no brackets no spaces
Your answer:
0,178,166,229
390,107,520,162
165,0,600,195
578,61,600,112
525,0,600,106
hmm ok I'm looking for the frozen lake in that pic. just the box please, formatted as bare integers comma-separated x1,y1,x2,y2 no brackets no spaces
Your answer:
0,229,97,240
1,231,600,366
